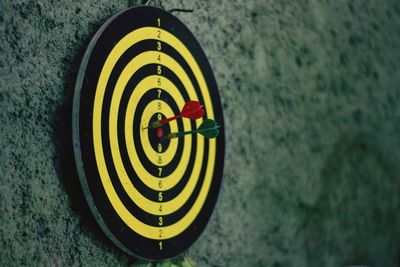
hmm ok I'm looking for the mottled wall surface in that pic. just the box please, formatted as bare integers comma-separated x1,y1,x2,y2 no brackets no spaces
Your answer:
1,0,400,266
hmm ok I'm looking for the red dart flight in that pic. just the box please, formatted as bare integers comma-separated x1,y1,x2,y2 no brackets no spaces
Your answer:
148,100,205,129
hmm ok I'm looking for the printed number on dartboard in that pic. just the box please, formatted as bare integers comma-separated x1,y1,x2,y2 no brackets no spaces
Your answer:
156,14,163,251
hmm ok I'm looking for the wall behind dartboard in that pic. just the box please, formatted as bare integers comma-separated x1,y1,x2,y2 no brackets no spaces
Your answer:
1,0,400,266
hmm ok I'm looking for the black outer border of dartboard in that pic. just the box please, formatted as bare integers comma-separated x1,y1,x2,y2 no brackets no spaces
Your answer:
72,6,225,260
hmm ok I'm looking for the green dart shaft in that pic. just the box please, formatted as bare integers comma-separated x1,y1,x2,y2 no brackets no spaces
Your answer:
166,125,220,139
167,130,197,139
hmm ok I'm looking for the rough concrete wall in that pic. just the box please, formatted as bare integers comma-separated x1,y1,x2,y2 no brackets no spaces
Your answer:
1,0,400,266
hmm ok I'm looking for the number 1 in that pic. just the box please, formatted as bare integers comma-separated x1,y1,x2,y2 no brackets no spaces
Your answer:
157,18,161,27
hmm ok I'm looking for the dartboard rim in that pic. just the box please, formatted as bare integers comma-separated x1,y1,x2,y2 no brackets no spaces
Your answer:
72,6,225,260
72,7,131,258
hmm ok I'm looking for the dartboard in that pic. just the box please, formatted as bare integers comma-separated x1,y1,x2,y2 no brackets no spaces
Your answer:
72,6,225,260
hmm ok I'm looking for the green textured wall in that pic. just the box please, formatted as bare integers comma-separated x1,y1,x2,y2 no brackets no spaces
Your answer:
1,0,400,266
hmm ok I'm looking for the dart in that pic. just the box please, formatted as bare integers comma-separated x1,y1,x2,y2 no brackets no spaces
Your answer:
145,100,204,129
165,119,220,139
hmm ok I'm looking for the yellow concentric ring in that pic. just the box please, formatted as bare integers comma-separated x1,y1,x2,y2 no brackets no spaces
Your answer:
124,74,197,191
93,27,216,239
139,100,178,166
119,54,200,191
123,75,203,215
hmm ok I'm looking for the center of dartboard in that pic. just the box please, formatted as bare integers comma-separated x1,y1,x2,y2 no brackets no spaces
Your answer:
148,113,171,153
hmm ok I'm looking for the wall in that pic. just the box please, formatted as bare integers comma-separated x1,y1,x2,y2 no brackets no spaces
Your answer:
1,0,400,266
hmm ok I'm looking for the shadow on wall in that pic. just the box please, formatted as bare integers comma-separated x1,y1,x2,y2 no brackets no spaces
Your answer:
304,132,400,267
51,26,134,262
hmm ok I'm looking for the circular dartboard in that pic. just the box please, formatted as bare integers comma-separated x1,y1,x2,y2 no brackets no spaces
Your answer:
72,6,225,260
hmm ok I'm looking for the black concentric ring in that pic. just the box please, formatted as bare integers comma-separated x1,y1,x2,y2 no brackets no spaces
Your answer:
73,6,225,260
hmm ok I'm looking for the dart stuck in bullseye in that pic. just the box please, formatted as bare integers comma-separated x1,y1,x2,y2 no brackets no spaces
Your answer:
165,119,220,139
144,100,205,129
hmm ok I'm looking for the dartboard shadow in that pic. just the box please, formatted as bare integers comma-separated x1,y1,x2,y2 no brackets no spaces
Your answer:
52,27,138,262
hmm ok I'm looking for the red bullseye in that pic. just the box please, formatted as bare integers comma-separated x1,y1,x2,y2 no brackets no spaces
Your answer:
157,128,163,138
